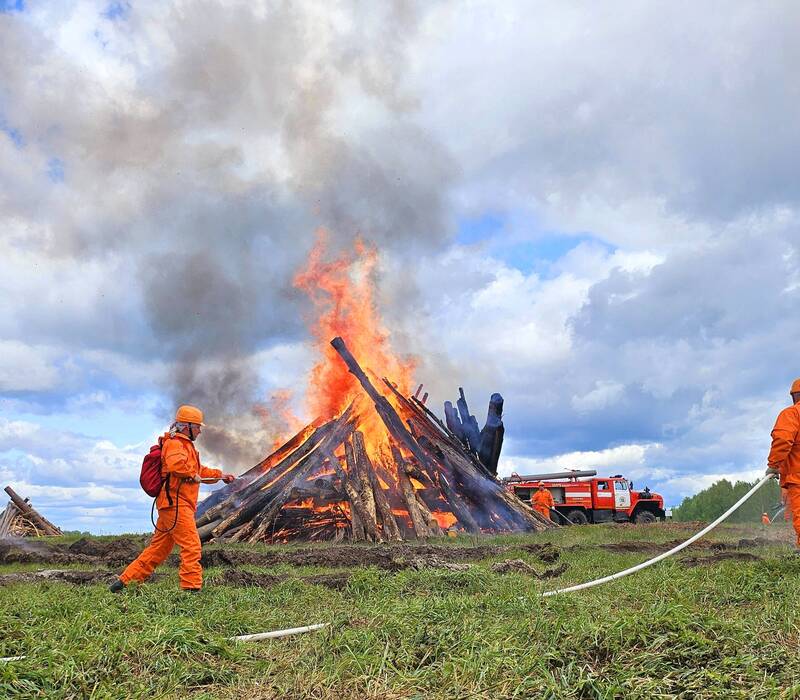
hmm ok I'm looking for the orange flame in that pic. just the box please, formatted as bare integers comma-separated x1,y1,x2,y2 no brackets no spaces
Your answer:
293,230,417,422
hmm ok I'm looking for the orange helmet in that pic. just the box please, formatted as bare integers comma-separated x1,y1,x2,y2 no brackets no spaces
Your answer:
175,405,204,425
791,379,800,395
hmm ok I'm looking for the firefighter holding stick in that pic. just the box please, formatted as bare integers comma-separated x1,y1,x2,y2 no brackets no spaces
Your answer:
110,405,236,593
531,484,555,521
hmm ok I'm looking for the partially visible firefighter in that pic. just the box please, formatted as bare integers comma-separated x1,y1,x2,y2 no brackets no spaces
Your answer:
531,484,555,521
110,405,235,593
766,379,800,549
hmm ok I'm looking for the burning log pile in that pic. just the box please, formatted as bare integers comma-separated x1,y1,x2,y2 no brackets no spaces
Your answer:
196,338,553,544
0,486,63,538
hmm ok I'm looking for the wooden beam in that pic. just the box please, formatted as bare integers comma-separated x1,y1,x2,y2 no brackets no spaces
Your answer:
353,431,402,542
3,486,60,535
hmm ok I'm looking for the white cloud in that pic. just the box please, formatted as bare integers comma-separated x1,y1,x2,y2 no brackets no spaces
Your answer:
572,381,625,413
0,341,60,391
1,2,798,528
500,442,662,479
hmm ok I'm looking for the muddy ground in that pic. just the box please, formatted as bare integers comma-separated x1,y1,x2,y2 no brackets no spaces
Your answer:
0,532,784,587
681,551,763,567
0,538,561,570
0,569,121,586
216,570,352,590
593,536,770,555
198,542,561,571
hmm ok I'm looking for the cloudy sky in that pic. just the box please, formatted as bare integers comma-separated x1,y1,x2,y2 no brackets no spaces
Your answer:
1,0,798,533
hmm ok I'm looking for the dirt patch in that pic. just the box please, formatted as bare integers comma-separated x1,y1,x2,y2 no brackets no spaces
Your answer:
303,572,352,590
0,539,92,566
491,559,568,579
217,570,352,590
0,536,157,569
597,537,772,555
0,569,119,586
201,541,560,572
68,537,146,565
681,552,762,567
406,556,471,572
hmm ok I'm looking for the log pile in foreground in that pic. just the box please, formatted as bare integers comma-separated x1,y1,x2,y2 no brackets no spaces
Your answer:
0,486,63,538
196,337,554,543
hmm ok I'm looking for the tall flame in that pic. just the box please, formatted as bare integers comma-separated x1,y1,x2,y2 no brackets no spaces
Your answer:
293,230,416,420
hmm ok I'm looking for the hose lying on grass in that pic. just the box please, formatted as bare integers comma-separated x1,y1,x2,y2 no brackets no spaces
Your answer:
228,623,328,642
542,474,774,598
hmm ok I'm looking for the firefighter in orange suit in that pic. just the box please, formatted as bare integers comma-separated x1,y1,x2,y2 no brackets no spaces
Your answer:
766,379,800,548
531,484,555,520
111,406,235,592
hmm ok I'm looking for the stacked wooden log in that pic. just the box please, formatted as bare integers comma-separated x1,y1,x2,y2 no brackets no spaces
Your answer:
195,337,554,543
0,486,62,538
444,389,505,475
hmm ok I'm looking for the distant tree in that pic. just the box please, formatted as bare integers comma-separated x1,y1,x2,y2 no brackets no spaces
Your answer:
673,477,782,523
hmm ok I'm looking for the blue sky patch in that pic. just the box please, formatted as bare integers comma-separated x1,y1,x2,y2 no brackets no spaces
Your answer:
47,157,65,183
1,123,24,148
456,212,506,245
501,233,613,276
102,1,129,20
456,211,613,274
0,0,24,13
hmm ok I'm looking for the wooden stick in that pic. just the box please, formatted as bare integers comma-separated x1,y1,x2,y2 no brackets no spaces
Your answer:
3,487,60,535
207,406,356,539
330,338,436,479
354,432,402,542
438,461,481,534
246,485,302,543
349,437,377,526
391,446,433,538
328,449,382,543
197,418,335,526
343,444,366,542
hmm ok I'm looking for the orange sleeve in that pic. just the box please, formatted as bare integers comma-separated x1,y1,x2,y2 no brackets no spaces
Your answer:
768,408,800,470
162,440,195,479
546,492,555,507
200,465,223,479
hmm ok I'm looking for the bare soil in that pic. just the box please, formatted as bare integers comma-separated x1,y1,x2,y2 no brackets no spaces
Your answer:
595,537,771,555
67,536,148,565
216,569,352,590
0,539,94,566
200,542,561,571
0,569,119,586
680,551,762,567
491,559,569,578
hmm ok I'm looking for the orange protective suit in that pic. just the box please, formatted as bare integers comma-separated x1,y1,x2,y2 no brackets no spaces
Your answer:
531,488,555,520
121,432,221,590
768,404,800,546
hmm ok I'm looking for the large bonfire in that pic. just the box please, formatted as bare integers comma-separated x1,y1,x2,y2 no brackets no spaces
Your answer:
195,234,553,543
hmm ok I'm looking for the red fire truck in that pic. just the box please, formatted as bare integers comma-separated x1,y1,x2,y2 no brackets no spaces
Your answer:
503,470,666,525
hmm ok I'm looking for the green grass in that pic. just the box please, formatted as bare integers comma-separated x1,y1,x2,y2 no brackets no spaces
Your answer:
1,524,798,699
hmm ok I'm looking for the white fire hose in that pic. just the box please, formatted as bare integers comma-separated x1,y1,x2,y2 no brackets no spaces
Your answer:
542,474,773,597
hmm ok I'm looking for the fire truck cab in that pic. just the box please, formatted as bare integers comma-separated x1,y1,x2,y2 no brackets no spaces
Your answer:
503,470,666,525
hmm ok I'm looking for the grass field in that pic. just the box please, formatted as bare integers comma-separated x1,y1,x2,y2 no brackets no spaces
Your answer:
1,522,799,699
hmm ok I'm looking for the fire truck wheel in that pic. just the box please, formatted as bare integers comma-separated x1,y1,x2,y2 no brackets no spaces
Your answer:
566,509,589,525
634,510,657,524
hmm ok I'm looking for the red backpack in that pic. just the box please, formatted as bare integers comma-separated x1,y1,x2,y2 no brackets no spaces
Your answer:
140,439,164,497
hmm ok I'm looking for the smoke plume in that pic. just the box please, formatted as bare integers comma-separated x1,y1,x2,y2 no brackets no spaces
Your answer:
0,1,455,469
